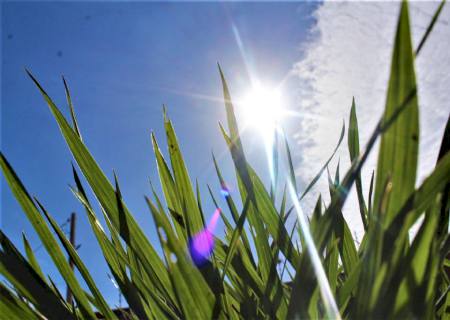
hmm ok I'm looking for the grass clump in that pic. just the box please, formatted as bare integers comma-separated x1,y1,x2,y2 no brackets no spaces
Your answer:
1,2,449,319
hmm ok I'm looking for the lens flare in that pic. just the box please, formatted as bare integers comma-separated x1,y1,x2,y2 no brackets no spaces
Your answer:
189,208,221,266
220,182,231,197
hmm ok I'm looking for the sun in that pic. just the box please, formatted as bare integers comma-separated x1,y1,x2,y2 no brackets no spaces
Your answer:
240,83,284,135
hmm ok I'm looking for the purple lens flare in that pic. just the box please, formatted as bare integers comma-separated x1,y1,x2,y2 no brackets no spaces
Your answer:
220,182,231,197
189,208,221,266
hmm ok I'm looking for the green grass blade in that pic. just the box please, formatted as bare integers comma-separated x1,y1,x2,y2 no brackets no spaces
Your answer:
221,198,251,282
35,198,118,320
415,0,446,55
348,98,368,230
1,231,74,319
374,1,419,226
0,153,96,319
26,70,174,304
22,233,46,282
0,282,42,320
164,115,204,235
62,76,82,141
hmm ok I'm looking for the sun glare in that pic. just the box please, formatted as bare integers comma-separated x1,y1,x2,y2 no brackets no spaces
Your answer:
241,83,283,134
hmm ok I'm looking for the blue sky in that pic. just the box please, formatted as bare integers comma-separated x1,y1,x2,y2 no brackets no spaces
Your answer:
1,1,318,306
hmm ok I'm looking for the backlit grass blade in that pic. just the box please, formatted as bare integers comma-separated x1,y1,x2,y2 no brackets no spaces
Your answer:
164,114,205,235
151,134,187,242
348,98,368,230
374,1,419,226
146,197,215,320
0,153,96,319
62,76,82,141
22,233,46,282
71,168,160,319
26,70,174,304
221,198,251,282
1,230,75,319
35,198,118,320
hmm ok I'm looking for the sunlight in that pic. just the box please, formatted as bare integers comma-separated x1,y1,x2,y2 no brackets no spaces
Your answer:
241,83,284,135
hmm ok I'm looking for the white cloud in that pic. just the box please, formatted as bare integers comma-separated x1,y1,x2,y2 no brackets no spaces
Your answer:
292,1,450,237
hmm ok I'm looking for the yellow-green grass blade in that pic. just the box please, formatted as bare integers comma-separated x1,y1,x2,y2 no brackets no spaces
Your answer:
0,154,96,319
211,154,254,261
164,115,204,235
220,126,274,283
26,70,174,304
71,168,164,319
1,231,74,319
383,151,450,262
373,196,440,318
62,76,82,141
151,133,187,244
221,198,251,282
284,122,345,223
374,1,419,227
35,198,118,320
71,188,155,320
348,98,368,230
146,197,215,320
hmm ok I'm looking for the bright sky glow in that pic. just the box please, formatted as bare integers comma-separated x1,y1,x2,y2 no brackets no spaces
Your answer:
241,83,284,136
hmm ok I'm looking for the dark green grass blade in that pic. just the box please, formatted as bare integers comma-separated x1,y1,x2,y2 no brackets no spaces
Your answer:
221,198,251,282
62,76,82,141
1,231,74,319
22,233,46,282
374,1,419,226
436,115,450,239
0,282,42,320
415,0,446,56
0,153,96,319
348,98,368,230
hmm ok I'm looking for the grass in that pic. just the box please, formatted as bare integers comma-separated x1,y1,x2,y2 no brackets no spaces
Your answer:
1,2,449,319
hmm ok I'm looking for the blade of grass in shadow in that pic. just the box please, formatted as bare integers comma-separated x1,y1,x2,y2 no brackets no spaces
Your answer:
0,231,75,319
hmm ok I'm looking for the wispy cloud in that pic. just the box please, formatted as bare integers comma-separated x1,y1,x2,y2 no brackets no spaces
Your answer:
292,1,450,237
